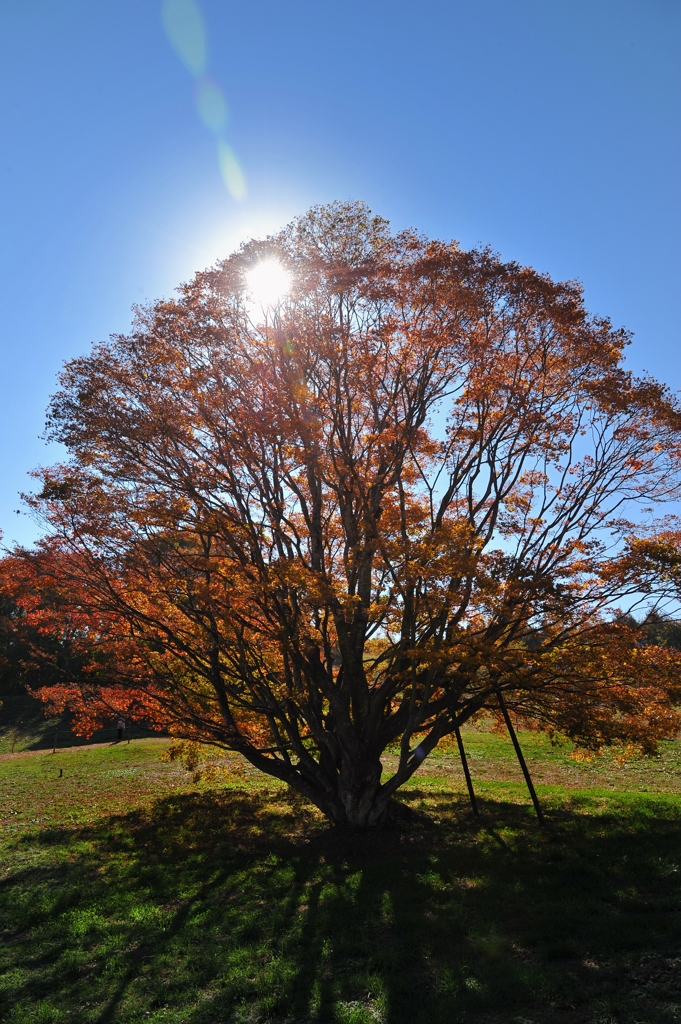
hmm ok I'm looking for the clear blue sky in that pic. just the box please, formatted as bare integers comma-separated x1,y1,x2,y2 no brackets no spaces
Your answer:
1,0,679,547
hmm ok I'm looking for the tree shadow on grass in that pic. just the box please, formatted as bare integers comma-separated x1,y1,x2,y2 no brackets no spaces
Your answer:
1,789,681,1024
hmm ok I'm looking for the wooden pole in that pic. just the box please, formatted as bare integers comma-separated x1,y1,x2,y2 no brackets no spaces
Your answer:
497,691,545,825
52,727,58,754
455,726,479,815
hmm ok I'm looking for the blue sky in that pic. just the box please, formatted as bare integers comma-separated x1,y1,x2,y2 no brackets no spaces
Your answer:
0,0,679,547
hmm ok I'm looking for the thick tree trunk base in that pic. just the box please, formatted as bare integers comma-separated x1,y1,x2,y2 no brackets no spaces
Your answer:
324,796,431,830
289,768,432,830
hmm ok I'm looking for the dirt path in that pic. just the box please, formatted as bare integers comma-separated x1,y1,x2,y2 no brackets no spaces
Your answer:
0,736,169,763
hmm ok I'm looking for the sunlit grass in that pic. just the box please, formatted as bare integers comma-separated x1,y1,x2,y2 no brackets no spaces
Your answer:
1,735,680,1023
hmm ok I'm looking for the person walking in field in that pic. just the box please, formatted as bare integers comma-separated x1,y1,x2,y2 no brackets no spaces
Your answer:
116,718,125,741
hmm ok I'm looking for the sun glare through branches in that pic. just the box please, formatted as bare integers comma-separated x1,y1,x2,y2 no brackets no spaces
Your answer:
245,260,291,308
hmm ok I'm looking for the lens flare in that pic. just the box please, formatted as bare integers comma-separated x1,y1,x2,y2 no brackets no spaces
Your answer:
162,0,247,204
246,260,291,308
195,78,228,133
218,141,247,201
162,0,206,76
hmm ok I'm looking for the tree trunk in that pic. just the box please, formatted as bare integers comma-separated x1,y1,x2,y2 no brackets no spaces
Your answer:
324,759,391,827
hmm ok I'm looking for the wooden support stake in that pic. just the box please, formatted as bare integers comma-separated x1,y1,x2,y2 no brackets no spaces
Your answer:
497,691,545,826
455,726,479,815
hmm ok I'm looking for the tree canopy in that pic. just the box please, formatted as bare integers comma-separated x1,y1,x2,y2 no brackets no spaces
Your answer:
19,201,681,826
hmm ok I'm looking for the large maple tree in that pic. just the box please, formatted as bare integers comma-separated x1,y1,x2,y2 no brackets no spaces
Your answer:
24,201,681,825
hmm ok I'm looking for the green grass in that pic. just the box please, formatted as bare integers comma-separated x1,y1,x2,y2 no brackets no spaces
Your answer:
1,733,681,1023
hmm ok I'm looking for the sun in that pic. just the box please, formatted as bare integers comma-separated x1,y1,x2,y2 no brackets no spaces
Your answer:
245,260,291,308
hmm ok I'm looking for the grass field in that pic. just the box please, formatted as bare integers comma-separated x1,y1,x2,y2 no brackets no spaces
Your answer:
1,730,680,1024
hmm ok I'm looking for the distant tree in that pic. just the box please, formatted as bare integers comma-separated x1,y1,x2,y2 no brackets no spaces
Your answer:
0,548,92,692
24,201,681,826
0,547,164,734
618,605,681,652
